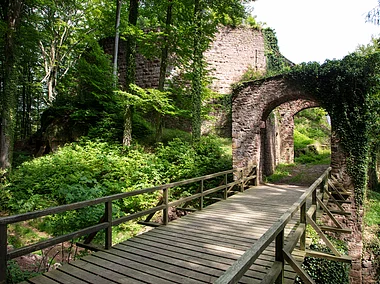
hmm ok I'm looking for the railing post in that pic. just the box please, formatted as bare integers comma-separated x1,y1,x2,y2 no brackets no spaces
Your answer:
312,187,317,222
0,223,7,284
163,188,169,225
254,166,259,186
275,229,284,284
223,173,228,200
300,202,306,251
105,201,113,250
200,180,204,210
240,169,244,192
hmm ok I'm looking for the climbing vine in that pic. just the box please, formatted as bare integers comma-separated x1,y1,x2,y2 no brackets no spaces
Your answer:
263,28,292,74
286,52,380,204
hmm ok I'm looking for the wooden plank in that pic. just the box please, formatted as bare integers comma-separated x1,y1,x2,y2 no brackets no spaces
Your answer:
27,275,61,284
94,250,201,284
58,262,121,284
319,226,352,234
323,188,345,211
81,254,173,284
317,196,343,229
136,221,161,227
330,176,350,194
67,259,143,284
19,181,324,284
260,261,282,284
124,236,276,273
111,245,220,283
328,180,346,201
306,250,352,263
8,223,109,260
329,210,351,216
283,250,315,284
41,269,88,284
306,215,341,257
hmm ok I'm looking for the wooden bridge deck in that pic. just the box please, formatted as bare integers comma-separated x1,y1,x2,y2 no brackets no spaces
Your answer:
22,184,308,284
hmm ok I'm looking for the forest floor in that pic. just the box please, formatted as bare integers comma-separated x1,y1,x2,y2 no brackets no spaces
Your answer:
267,163,329,186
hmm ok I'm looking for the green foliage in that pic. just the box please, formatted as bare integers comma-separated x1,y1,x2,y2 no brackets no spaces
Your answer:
295,151,331,165
6,260,40,284
296,226,350,284
294,130,314,150
294,108,330,143
118,84,177,116
238,66,266,83
365,190,380,227
363,189,380,279
263,28,292,74
265,164,294,183
243,15,264,30
286,52,380,204
5,136,232,235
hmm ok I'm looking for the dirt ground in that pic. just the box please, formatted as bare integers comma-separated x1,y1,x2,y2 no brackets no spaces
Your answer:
270,164,329,186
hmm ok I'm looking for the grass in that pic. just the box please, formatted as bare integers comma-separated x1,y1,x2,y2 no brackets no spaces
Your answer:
295,150,331,165
363,189,380,281
8,222,49,249
364,190,380,227
265,164,296,183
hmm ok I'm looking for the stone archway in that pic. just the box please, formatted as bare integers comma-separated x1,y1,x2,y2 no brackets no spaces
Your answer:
262,99,320,177
232,76,337,180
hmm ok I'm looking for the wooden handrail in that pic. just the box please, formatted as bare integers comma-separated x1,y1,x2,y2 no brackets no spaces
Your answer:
0,165,257,284
214,167,332,284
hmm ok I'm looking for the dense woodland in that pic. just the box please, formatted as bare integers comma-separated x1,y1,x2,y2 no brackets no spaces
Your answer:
1,0,380,282
0,0,257,170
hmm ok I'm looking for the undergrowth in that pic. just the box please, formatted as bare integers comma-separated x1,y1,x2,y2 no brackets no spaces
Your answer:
364,189,380,281
4,136,232,239
296,226,350,284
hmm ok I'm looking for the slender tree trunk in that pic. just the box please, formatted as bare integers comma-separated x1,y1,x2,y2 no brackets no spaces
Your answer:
113,0,122,87
191,0,203,141
155,0,173,142
0,0,23,170
122,0,138,146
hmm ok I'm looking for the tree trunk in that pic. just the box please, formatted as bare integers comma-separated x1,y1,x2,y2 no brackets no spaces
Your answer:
0,0,23,170
122,0,138,146
113,0,122,87
191,0,203,141
155,0,173,142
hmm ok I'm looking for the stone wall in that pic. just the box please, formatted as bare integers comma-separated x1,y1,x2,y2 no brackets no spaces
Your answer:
201,27,266,136
101,27,266,136
232,75,364,284
204,26,266,95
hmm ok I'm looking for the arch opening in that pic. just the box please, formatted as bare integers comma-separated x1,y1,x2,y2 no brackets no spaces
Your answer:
261,104,331,181
232,76,340,182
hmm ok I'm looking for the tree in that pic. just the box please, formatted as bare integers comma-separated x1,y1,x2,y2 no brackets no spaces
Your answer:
367,1,380,25
113,0,122,87
122,0,139,146
0,0,24,169
35,0,101,105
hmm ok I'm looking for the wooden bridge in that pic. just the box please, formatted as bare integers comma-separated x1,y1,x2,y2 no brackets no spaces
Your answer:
0,166,352,284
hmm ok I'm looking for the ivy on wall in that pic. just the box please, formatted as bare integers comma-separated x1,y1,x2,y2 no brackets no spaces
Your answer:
286,53,380,204
263,28,292,74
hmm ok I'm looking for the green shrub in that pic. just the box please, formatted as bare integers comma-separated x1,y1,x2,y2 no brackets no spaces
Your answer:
294,130,314,151
296,226,350,284
7,260,40,284
6,136,232,236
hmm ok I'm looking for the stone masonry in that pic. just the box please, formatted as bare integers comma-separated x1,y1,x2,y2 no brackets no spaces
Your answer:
204,26,266,95
232,75,363,284
263,99,319,176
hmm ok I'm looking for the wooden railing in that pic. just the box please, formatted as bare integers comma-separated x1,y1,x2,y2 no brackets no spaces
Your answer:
0,165,257,284
215,167,351,284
